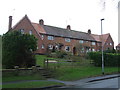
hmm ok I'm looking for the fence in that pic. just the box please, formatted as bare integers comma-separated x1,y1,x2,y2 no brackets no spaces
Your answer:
43,58,87,69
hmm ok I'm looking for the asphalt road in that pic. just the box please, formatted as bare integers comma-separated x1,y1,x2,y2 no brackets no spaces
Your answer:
63,77,119,88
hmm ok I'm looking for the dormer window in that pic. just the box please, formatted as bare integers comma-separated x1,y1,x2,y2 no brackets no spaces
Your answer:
20,29,24,34
48,36,54,40
29,30,32,35
65,38,71,42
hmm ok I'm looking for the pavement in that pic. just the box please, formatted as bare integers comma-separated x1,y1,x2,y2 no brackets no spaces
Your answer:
2,73,120,89
58,73,120,88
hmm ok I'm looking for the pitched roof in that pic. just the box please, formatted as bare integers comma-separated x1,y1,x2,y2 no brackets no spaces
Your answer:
32,23,46,34
12,15,111,43
116,43,120,47
91,33,110,45
32,23,96,41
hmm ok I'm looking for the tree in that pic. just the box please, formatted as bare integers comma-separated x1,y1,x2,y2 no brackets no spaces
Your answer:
75,43,84,56
2,31,37,68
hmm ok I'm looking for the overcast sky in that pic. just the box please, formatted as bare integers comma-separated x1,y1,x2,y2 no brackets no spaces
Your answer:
0,0,118,46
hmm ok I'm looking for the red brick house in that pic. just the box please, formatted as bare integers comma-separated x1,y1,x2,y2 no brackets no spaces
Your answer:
116,43,120,51
8,15,114,54
91,33,114,51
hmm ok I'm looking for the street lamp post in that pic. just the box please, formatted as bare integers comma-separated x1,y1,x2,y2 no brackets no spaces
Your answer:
101,18,104,75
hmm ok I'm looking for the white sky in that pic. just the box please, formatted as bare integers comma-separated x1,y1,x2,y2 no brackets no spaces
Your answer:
0,0,118,46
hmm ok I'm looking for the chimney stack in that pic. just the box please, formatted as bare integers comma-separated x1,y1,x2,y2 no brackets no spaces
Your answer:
88,29,91,34
67,25,71,30
8,16,12,30
39,19,44,25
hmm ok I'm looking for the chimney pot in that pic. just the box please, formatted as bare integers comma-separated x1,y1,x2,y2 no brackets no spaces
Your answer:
39,19,44,25
67,25,71,30
88,29,91,34
8,16,12,30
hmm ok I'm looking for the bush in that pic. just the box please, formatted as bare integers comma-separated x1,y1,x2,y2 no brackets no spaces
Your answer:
88,52,120,67
2,31,37,68
56,51,68,58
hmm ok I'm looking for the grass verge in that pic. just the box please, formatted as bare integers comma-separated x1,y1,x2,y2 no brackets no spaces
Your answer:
3,73,45,82
53,66,118,81
2,81,64,88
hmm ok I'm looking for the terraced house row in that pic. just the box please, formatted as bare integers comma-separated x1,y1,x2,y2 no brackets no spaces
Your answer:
8,15,114,55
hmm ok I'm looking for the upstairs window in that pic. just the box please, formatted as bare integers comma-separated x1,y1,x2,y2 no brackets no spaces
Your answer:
42,44,45,49
48,36,54,40
41,35,44,40
79,40,84,44
65,38,71,42
92,42,96,45
110,43,112,46
20,29,24,34
29,30,32,35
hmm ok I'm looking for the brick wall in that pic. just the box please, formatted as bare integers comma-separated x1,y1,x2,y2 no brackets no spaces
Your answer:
10,15,114,54
103,35,114,50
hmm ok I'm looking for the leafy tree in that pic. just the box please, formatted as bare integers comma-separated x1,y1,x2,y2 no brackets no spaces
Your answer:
75,43,84,56
2,31,37,68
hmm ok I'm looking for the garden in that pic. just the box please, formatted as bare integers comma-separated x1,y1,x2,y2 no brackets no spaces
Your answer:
2,52,119,88
2,31,119,88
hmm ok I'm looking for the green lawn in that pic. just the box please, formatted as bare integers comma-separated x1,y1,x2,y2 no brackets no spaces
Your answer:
3,73,45,82
3,55,118,83
2,81,64,88
36,55,47,67
53,66,118,81
36,55,118,81
3,75,45,82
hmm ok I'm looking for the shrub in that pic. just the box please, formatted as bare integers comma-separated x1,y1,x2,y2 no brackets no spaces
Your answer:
2,31,37,68
88,52,120,67
56,51,68,58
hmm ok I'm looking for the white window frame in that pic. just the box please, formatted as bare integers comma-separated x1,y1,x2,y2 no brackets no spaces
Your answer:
79,40,84,44
29,30,32,35
92,42,96,45
92,48,95,52
20,29,24,34
65,46,70,52
110,43,112,46
42,44,44,49
41,35,44,40
48,44,53,50
48,36,54,40
65,38,71,42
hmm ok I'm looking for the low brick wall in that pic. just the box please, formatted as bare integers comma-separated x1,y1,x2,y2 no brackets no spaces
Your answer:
2,67,44,76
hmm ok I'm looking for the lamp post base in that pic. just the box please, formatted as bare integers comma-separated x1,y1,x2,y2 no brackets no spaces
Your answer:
102,72,104,75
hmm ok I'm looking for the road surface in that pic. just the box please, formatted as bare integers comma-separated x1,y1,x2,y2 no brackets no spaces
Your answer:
61,77,119,88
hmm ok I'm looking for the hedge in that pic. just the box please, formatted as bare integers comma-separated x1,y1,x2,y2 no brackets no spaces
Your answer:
88,52,120,67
